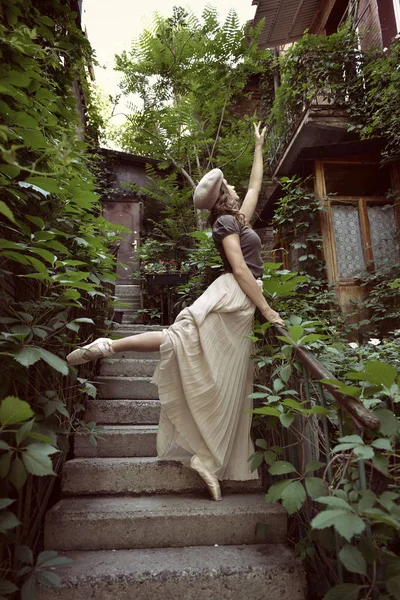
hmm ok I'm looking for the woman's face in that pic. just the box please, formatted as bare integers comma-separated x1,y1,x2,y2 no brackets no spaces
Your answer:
223,179,239,202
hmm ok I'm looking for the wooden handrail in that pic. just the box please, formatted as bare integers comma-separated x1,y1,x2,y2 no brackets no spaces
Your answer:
272,324,380,430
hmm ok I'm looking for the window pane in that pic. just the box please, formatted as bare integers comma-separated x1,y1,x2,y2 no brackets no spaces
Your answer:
368,204,400,269
331,204,366,278
324,163,390,196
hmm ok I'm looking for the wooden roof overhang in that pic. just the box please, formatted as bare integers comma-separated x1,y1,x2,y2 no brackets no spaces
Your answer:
254,138,386,226
252,0,320,48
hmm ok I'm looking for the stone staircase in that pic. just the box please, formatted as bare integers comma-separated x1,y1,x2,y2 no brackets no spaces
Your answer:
40,286,306,599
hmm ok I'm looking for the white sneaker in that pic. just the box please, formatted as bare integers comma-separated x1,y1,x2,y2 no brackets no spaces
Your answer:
66,338,115,366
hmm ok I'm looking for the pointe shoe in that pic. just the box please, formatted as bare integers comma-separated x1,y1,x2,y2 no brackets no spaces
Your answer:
190,455,222,501
66,338,115,366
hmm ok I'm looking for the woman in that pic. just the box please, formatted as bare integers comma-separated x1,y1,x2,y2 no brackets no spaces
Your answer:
67,122,284,502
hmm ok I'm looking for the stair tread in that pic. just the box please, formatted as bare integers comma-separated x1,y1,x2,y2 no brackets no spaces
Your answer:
76,425,158,433
40,543,298,574
48,493,278,517
96,375,153,381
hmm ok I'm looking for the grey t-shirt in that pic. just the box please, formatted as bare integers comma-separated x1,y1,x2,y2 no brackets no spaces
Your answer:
212,215,264,278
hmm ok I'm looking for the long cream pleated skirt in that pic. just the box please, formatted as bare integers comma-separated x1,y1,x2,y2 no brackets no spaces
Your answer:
151,273,260,481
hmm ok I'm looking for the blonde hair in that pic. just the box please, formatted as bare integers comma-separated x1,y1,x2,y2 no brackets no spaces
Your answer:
208,182,246,228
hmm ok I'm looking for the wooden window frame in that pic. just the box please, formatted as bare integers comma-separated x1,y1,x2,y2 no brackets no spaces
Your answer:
315,160,400,284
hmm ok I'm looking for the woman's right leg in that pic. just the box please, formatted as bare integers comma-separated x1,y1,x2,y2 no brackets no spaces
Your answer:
66,331,163,366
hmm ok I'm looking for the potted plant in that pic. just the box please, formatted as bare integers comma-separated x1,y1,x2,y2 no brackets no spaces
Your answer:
144,260,189,287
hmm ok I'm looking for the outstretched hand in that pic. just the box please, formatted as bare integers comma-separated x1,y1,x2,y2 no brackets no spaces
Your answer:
254,121,266,147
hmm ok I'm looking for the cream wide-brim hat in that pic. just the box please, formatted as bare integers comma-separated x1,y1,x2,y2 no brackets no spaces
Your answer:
193,168,224,211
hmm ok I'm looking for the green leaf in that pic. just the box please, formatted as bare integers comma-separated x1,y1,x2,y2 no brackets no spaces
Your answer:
72,318,95,324
12,347,41,367
0,511,21,531
363,508,400,529
24,177,60,194
311,509,351,531
0,453,12,478
0,581,18,594
255,439,268,450
22,444,58,476
305,460,325,473
371,438,392,451
287,325,304,342
281,480,306,514
280,364,291,383
20,576,35,600
36,554,73,568
36,571,61,588
372,453,389,475
339,545,367,575
279,412,295,428
374,409,399,437
353,445,374,460
273,378,285,392
0,396,34,425
269,461,297,475
30,248,56,264
323,583,361,600
265,479,293,503
338,435,364,444
305,477,328,499
36,550,58,566
316,496,352,510
334,513,366,542
357,490,377,512
250,407,281,417
16,545,34,565
263,450,277,465
0,201,16,224
36,348,69,375
249,452,264,472
8,456,27,490
0,498,14,510
364,360,397,388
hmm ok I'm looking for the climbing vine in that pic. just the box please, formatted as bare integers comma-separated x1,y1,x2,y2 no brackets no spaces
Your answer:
0,0,118,596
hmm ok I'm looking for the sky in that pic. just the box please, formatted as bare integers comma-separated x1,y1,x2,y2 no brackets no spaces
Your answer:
82,0,257,132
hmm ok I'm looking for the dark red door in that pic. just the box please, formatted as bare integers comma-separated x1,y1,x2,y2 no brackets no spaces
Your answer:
103,200,141,283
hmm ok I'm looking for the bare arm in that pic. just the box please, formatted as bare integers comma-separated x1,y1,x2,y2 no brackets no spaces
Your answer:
240,122,266,223
222,233,284,325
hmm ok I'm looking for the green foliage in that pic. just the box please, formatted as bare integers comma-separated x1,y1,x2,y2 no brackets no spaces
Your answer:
264,25,400,170
264,25,363,170
114,6,272,190
0,0,118,593
251,287,399,598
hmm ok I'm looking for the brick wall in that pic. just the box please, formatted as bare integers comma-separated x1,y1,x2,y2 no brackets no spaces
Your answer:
357,0,383,50
257,226,276,262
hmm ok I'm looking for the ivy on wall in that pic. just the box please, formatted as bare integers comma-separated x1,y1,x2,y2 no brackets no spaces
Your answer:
0,0,118,596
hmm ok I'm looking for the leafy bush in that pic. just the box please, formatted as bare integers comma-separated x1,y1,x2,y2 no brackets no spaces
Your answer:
0,0,118,595
250,266,399,599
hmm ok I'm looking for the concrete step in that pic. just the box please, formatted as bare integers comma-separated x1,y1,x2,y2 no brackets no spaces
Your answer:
84,399,160,425
115,284,140,296
74,426,157,458
99,358,158,378
115,350,160,360
44,494,286,551
96,376,158,399
62,457,263,497
111,325,164,337
38,544,306,600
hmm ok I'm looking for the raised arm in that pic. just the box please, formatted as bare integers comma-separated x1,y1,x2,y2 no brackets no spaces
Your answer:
240,122,266,223
221,233,284,325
